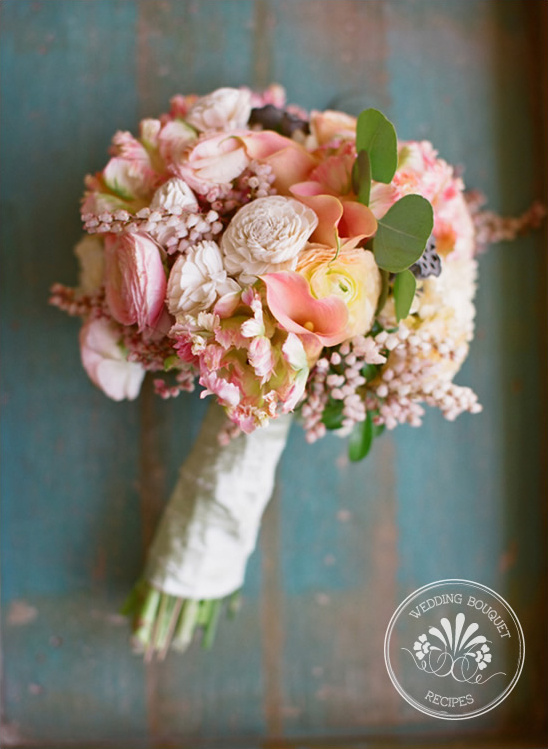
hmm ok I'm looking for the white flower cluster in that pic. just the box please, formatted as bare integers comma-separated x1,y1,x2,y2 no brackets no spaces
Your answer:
221,196,318,284
166,195,318,317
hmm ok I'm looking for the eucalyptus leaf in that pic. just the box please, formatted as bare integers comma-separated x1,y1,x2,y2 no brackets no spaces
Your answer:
375,268,390,315
393,268,417,321
374,421,385,438
321,400,345,430
373,194,434,273
351,149,371,206
348,410,374,462
356,109,398,183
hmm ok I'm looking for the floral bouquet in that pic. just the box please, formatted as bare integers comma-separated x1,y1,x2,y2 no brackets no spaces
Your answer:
51,85,541,660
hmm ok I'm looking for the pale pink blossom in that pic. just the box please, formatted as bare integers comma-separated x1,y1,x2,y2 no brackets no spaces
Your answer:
175,287,312,432
168,93,199,120
176,128,316,197
157,119,197,165
369,140,474,259
310,110,357,146
177,131,251,194
186,87,252,132
80,318,145,401
102,157,157,203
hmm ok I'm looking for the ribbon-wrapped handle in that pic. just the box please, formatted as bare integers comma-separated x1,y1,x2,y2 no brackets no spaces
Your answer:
145,402,292,600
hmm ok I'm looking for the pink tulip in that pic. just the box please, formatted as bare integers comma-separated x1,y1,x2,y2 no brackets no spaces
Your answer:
104,232,167,334
261,271,349,348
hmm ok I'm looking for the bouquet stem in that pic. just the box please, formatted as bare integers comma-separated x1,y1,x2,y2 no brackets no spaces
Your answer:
123,402,291,659
122,581,240,660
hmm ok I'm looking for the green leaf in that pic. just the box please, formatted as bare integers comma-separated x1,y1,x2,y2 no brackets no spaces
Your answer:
321,399,345,430
163,355,180,372
351,149,371,205
373,194,434,273
375,268,390,315
370,320,384,337
348,411,374,462
393,268,417,321
356,109,398,183
361,363,380,381
373,421,385,438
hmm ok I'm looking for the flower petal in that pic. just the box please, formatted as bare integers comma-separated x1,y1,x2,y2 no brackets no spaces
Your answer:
261,271,349,347
290,191,344,245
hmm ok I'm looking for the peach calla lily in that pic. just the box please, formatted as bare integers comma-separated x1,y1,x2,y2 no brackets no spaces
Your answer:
290,182,377,246
261,271,349,348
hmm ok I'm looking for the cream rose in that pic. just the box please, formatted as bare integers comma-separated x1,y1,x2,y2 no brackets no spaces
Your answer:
167,240,241,317
221,196,318,284
186,87,252,132
297,243,382,338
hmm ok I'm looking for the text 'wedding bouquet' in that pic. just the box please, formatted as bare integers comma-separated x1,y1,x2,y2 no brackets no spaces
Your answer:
51,85,538,659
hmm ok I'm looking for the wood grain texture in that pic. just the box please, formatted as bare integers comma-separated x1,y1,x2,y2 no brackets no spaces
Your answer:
0,0,546,746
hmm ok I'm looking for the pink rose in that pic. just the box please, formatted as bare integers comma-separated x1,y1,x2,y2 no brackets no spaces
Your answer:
176,131,251,194
104,233,167,334
80,318,145,401
177,129,317,197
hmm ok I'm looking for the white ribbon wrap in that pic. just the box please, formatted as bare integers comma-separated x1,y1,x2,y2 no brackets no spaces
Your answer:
145,403,292,600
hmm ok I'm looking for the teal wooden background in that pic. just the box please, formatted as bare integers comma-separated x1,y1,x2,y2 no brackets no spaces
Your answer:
1,1,546,746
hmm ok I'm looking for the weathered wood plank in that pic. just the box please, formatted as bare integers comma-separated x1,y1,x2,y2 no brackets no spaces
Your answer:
0,1,151,745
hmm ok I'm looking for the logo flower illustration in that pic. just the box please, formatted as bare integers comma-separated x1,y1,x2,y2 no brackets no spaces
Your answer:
413,633,433,660
474,643,492,670
403,612,504,684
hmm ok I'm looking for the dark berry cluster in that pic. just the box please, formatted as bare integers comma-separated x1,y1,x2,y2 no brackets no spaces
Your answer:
410,236,442,279
248,104,310,138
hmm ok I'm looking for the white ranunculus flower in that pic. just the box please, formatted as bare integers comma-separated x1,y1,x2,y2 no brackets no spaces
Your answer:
74,235,105,294
150,177,198,214
221,196,318,284
167,240,241,317
186,87,252,132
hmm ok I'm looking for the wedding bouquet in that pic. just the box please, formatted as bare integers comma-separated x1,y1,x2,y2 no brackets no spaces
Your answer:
51,85,538,659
